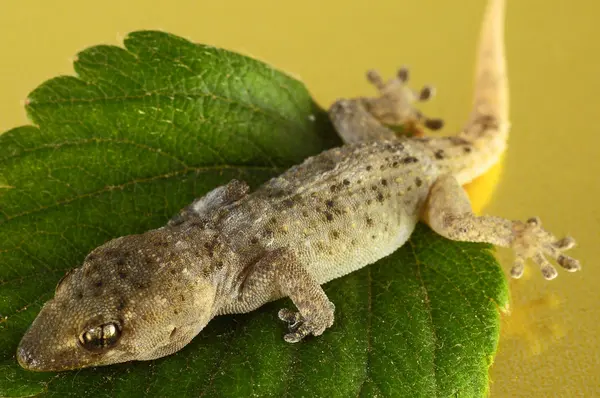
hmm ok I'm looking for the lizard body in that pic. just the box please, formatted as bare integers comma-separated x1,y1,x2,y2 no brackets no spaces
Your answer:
17,0,581,371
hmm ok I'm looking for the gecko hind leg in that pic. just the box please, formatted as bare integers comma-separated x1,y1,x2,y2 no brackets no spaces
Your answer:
329,67,444,144
424,174,581,280
365,67,444,131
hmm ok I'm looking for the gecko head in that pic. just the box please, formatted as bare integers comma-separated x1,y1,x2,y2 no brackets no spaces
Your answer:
17,231,218,372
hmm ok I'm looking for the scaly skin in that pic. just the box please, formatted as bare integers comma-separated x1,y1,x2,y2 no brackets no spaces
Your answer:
17,0,580,371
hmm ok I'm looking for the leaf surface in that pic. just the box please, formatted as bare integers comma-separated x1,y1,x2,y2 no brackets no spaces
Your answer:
0,31,508,397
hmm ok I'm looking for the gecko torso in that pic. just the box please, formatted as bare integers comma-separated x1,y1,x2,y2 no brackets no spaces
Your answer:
17,0,581,371
216,140,436,285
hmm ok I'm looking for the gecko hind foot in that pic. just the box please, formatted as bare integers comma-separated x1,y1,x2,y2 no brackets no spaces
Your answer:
510,217,581,280
278,303,335,343
365,67,444,131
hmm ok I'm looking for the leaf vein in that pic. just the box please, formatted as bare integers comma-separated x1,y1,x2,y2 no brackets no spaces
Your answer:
0,164,280,226
29,90,306,135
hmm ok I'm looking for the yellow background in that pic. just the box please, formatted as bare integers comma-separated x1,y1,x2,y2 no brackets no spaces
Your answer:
1,0,597,396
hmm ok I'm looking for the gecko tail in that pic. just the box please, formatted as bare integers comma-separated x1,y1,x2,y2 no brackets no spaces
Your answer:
453,0,509,183
424,0,509,185
466,0,508,131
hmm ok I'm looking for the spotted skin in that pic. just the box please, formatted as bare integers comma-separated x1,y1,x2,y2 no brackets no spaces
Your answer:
17,0,580,371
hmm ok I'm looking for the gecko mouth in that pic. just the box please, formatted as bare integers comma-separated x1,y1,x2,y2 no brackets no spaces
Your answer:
17,311,62,371
16,303,102,372
16,339,70,372
16,344,40,371
17,333,104,372
17,328,78,372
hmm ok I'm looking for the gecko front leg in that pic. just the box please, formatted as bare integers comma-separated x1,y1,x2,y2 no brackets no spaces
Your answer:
224,248,335,343
424,174,581,279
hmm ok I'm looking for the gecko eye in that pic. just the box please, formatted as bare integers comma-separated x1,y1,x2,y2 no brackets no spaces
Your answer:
78,322,122,351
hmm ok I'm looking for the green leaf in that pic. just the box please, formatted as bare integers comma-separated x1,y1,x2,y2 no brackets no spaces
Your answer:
0,31,509,397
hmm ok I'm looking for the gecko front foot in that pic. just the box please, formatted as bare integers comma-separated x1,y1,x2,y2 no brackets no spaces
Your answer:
510,217,581,280
278,301,335,343
365,67,444,131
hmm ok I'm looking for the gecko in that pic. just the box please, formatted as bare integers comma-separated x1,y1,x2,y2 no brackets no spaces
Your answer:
17,0,580,372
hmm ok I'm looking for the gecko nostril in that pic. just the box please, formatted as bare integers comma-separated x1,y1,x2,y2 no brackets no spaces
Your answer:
17,345,36,368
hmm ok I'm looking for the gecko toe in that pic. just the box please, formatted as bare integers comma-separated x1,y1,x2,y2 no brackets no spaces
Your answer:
553,236,576,250
541,265,558,280
366,69,386,90
397,67,409,82
278,308,302,329
543,235,581,272
557,254,581,272
418,85,435,101
424,118,444,130
284,324,312,343
533,252,558,280
510,257,525,278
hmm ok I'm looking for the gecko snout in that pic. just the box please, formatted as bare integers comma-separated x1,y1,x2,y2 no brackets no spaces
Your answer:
17,324,53,371
15,330,60,372
16,344,37,370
